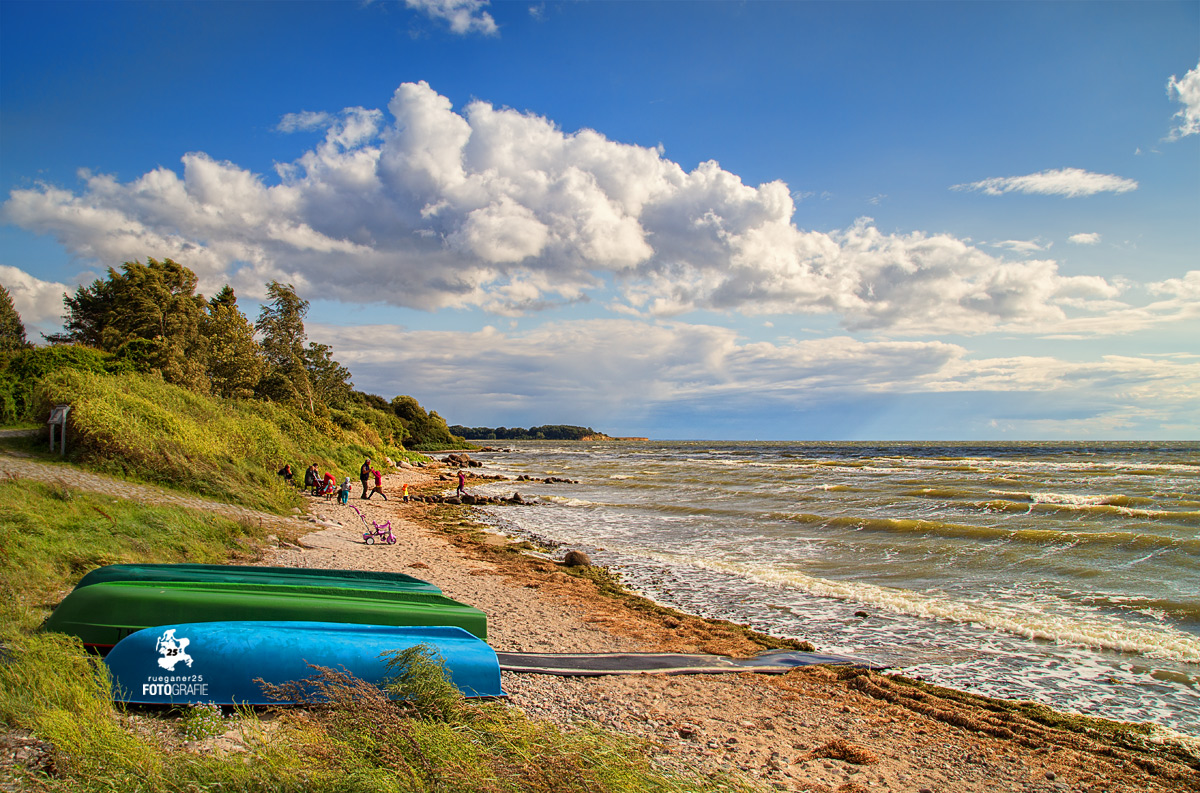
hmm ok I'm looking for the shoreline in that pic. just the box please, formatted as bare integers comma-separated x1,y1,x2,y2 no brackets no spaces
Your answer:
270,461,1200,793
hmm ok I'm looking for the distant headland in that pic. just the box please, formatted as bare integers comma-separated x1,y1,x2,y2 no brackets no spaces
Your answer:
448,424,644,441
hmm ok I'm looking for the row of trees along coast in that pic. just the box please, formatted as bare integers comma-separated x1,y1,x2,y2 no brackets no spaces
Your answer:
449,424,609,441
0,258,468,513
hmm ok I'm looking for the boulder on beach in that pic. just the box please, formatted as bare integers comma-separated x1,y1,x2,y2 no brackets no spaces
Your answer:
562,549,592,567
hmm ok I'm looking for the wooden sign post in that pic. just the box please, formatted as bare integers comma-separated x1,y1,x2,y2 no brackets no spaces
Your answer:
47,404,71,455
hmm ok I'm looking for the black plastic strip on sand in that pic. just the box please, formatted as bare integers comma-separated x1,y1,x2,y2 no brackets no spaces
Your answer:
495,650,878,676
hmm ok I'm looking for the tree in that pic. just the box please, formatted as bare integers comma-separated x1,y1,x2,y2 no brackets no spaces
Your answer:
60,258,210,391
390,395,425,424
209,284,238,311
254,282,351,412
205,286,262,399
304,340,352,409
255,281,313,409
0,284,28,353
390,395,463,448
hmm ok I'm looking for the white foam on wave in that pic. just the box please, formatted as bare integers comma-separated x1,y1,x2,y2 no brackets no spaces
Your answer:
540,494,597,508
965,458,1199,474
986,489,1197,522
990,489,1123,506
635,551,1200,664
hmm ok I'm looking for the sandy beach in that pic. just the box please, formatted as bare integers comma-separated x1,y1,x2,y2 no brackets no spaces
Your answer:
267,461,1200,793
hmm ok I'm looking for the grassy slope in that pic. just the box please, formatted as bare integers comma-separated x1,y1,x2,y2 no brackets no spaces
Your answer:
33,369,422,513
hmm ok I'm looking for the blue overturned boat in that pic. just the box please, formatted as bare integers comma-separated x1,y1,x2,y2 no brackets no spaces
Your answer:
104,622,504,705
74,563,442,595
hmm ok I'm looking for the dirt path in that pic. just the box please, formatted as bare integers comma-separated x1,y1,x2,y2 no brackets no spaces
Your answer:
0,449,299,529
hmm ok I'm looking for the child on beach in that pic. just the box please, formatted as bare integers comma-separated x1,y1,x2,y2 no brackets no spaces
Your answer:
338,477,351,505
457,469,466,497
367,468,388,500
401,482,409,501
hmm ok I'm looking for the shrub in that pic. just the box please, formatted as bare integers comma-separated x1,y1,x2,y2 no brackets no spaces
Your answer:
0,344,125,424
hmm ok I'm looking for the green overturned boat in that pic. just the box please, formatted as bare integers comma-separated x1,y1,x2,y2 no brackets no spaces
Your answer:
74,563,442,595
43,581,487,652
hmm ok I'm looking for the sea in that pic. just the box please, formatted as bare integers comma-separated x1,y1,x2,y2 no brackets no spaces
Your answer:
460,440,1200,737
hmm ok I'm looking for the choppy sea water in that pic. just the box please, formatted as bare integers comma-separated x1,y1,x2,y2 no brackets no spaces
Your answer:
463,440,1200,736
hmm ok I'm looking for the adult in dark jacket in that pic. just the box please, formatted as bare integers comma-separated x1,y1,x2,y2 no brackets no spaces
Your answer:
360,458,372,499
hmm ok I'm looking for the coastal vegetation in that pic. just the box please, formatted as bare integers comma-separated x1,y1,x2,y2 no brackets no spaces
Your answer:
0,274,746,791
0,261,466,510
0,480,749,792
449,424,609,441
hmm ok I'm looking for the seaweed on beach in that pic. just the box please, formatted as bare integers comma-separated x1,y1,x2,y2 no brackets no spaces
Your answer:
837,669,1200,788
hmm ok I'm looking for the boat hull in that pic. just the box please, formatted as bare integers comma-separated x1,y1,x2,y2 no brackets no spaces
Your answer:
74,563,441,595
42,581,487,651
104,621,504,704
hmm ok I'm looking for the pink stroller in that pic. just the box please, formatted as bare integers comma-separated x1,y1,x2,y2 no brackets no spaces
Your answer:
350,504,396,545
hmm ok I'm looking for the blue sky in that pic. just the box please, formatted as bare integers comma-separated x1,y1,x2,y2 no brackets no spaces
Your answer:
2,0,1197,440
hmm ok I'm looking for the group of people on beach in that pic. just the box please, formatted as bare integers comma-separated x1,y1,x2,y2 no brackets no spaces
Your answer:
277,459,395,503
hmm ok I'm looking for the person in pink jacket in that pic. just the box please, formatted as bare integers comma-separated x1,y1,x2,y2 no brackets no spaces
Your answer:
367,468,388,500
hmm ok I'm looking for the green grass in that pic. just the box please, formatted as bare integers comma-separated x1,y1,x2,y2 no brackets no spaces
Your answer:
0,481,752,792
0,479,280,637
30,369,418,513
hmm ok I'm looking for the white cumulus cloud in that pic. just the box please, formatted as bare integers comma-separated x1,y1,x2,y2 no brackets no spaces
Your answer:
952,168,1138,198
0,81,1176,337
1068,233,1101,245
1167,60,1200,140
405,0,497,35
1149,270,1200,300
991,239,1048,254
0,264,70,332
277,111,334,133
